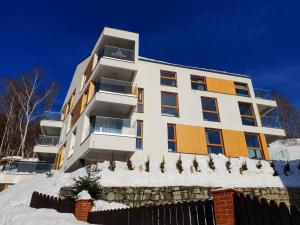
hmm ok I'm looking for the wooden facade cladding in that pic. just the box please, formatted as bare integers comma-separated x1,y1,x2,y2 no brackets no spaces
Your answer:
222,130,248,157
260,133,270,160
54,144,65,170
84,54,96,83
206,77,236,95
176,124,207,155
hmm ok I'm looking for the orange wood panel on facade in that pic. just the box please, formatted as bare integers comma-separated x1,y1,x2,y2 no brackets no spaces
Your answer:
206,77,236,95
260,133,270,160
71,96,83,127
222,130,248,157
176,124,207,155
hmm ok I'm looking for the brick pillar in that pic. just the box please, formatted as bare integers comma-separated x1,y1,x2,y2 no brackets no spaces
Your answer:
211,188,241,225
74,199,93,222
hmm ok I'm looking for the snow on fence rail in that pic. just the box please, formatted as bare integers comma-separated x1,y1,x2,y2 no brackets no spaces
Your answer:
29,191,75,214
234,193,300,225
88,200,215,225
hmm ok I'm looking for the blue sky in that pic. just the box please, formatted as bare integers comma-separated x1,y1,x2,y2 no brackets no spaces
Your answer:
0,0,299,108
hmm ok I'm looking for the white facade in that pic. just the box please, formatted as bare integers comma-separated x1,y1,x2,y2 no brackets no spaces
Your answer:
34,27,286,172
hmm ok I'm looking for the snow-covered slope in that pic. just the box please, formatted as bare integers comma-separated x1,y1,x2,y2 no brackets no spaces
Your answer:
269,139,300,160
0,154,299,224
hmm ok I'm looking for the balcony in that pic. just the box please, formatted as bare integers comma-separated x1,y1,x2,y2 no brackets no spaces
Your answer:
96,77,133,95
3,161,52,173
261,116,282,129
99,45,134,62
41,111,63,121
40,111,63,136
36,135,60,146
254,89,274,100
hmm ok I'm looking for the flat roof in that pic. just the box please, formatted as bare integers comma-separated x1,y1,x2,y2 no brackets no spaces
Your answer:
139,56,250,78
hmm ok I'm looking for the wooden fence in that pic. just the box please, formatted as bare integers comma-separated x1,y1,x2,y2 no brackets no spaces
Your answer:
29,191,75,214
88,200,215,225
234,193,300,225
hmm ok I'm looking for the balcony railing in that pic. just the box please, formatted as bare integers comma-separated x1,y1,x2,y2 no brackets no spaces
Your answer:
3,161,52,173
261,116,282,129
99,45,134,62
41,111,63,121
36,135,60,146
91,116,135,136
254,88,274,100
96,78,133,95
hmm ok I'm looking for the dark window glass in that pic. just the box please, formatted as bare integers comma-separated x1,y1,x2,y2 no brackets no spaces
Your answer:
191,76,207,91
161,93,177,106
235,82,250,97
168,141,176,152
161,107,178,117
208,146,224,155
203,112,219,122
136,139,142,149
241,117,256,126
206,130,222,145
245,134,260,148
136,120,143,149
202,98,217,111
239,103,253,116
191,83,206,90
168,125,175,139
248,150,262,159
236,89,250,97
161,71,177,87
137,88,144,113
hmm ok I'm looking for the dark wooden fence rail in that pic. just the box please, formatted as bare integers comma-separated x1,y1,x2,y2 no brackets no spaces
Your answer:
30,191,75,214
234,193,300,225
88,199,215,225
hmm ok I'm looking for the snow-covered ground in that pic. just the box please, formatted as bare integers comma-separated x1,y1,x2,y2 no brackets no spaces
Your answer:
269,139,300,160
0,154,299,224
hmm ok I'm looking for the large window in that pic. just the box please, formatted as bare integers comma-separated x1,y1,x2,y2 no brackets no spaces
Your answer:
201,97,220,122
167,124,177,152
245,133,263,159
137,88,144,113
136,120,143,149
160,71,177,87
235,82,250,97
238,102,257,126
205,129,224,155
161,92,179,117
191,75,206,91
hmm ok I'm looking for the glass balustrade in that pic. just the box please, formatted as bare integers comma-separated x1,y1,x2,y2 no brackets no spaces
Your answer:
99,45,134,61
95,78,133,95
36,135,60,146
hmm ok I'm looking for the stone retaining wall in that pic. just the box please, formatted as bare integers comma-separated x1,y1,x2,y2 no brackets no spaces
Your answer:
103,186,300,208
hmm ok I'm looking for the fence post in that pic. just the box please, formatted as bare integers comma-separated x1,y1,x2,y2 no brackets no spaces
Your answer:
74,199,93,222
211,188,241,225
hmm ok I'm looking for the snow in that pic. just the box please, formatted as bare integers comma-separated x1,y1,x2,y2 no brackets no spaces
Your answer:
269,139,300,160
77,190,91,200
0,154,299,224
92,200,128,211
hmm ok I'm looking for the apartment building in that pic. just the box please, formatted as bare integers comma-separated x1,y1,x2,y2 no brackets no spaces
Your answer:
34,27,285,172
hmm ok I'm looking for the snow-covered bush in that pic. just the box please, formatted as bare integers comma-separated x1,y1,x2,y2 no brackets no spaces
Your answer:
208,155,216,171
192,156,200,172
225,158,232,173
108,157,116,171
145,157,150,172
284,161,290,176
176,154,183,174
239,161,248,174
127,158,134,170
160,157,165,173
256,160,262,169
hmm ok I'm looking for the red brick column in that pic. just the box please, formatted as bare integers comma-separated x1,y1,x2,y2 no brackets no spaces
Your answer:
211,188,241,225
74,199,93,222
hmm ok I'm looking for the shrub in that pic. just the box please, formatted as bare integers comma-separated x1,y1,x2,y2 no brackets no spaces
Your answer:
225,158,232,173
160,157,165,173
208,155,216,171
127,158,134,170
256,160,262,169
273,170,279,176
283,161,290,176
270,161,275,168
192,156,200,172
145,156,150,172
108,155,116,171
62,164,103,200
239,161,248,174
176,154,183,174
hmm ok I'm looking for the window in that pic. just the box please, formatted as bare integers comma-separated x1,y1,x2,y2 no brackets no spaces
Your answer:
205,129,224,155
235,82,250,97
160,71,177,87
167,124,177,152
201,97,220,122
161,92,179,117
191,75,207,91
238,102,257,126
136,120,143,149
245,133,263,159
137,88,144,113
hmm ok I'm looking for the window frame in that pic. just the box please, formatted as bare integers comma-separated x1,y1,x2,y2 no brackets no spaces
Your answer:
245,133,264,159
160,70,177,87
161,91,179,117
205,128,225,155
238,102,257,126
234,82,250,97
136,120,143,149
137,88,144,113
167,124,177,152
191,75,207,91
201,97,220,122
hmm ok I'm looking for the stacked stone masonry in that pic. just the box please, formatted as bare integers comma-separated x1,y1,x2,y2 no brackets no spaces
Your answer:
102,186,300,208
